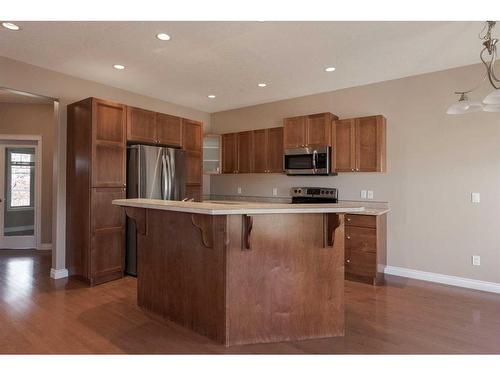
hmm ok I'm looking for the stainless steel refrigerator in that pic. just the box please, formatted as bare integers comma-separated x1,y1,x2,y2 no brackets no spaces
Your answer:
126,144,186,275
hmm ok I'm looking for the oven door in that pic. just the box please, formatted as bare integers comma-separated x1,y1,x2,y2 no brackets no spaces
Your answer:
284,146,330,175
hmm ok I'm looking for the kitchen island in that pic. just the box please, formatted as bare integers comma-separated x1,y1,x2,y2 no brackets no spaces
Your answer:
113,198,365,346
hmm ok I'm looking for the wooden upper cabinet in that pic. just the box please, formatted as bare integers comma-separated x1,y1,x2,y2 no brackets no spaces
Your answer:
333,115,386,173
283,116,307,148
355,115,386,172
284,112,338,149
182,119,202,153
92,99,126,187
306,113,335,146
157,113,182,147
126,106,157,144
267,127,284,173
237,131,253,173
222,133,238,173
334,119,356,172
252,129,267,173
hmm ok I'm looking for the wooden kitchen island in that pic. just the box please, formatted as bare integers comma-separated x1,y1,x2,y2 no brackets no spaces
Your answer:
113,199,364,346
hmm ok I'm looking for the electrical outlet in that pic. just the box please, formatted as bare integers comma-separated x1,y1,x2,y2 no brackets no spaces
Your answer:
367,190,374,200
360,190,367,199
471,192,480,203
472,255,481,266
237,187,242,195
272,187,278,196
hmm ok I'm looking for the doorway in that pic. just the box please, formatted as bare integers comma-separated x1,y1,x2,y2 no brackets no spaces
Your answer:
0,141,41,249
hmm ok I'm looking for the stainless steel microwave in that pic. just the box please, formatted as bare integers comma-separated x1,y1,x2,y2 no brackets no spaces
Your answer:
284,146,335,175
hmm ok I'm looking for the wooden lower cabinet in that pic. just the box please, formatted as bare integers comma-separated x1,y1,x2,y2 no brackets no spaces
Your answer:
344,214,387,285
89,187,126,285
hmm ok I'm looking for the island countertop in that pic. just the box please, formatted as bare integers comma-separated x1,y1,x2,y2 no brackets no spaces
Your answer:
112,198,365,215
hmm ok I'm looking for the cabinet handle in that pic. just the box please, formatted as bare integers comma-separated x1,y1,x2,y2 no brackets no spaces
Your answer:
346,236,351,240
351,168,355,171
346,259,351,263
346,218,351,222
356,168,359,171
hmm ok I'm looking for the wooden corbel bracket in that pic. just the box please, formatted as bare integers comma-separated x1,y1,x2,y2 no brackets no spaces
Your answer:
125,207,147,236
242,215,253,251
191,214,214,249
323,213,343,248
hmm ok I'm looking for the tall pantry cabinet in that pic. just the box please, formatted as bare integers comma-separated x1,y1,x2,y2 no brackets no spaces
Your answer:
66,98,127,285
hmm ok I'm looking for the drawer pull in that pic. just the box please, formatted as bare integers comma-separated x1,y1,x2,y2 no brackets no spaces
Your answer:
346,259,351,263
346,236,351,240
347,218,351,222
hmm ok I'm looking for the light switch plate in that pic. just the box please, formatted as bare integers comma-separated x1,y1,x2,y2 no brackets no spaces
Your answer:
237,187,242,195
367,190,374,200
272,188,278,196
471,192,480,203
472,255,481,266
361,190,367,199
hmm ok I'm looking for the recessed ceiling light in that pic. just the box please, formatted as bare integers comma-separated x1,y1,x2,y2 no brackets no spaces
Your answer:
156,33,171,41
325,66,336,72
207,95,216,99
113,64,125,70
257,83,267,87
2,22,20,31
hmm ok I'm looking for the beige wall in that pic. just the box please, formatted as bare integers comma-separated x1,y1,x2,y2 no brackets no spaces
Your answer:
0,103,54,243
210,63,500,284
0,56,210,271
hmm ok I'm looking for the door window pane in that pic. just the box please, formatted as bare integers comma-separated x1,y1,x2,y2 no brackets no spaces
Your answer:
8,150,35,208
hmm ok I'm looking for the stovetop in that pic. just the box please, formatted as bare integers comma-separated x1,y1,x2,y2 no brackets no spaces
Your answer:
290,187,338,204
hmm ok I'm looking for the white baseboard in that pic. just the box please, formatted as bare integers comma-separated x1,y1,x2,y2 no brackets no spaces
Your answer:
384,265,500,295
50,268,68,279
37,243,52,250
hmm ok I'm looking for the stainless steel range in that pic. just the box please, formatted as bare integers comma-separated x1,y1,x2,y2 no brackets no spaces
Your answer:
290,187,338,203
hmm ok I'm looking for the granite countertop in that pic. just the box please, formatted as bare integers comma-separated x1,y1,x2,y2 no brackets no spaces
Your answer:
112,198,366,215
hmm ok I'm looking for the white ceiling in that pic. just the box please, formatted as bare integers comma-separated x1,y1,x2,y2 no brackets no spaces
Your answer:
0,87,54,104
0,21,484,112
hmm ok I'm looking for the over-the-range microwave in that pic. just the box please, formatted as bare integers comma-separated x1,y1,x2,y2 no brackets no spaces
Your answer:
283,146,336,176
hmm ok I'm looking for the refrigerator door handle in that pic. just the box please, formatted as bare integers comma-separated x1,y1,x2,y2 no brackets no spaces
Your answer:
162,151,168,200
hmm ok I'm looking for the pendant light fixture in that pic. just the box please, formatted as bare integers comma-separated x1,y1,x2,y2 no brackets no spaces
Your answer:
447,21,500,114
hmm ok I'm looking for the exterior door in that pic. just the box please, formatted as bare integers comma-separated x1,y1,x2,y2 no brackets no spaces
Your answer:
0,144,38,249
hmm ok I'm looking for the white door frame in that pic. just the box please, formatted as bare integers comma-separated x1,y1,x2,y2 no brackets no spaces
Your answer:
0,135,42,249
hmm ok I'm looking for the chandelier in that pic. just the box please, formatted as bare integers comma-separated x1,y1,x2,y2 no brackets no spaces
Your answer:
447,21,500,114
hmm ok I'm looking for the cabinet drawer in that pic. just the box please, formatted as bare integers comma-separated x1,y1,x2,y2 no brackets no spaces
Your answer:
345,226,376,253
345,214,376,228
346,250,376,278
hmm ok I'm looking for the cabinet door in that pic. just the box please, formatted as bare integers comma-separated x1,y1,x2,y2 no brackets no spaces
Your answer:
237,131,253,173
334,119,356,172
182,119,202,152
92,99,126,187
156,113,182,147
267,127,284,173
90,187,126,284
185,184,202,202
306,113,331,146
222,133,238,173
252,129,268,173
186,152,202,185
355,116,386,172
126,106,157,143
283,116,307,148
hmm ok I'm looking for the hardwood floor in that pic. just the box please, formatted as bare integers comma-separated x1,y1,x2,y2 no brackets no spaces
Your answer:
0,250,499,354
